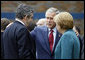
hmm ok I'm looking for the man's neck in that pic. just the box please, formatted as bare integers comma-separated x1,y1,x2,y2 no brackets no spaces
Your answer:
16,18,25,26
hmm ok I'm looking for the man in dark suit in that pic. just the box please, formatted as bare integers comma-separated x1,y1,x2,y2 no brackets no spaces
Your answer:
3,4,35,59
30,7,61,59
1,18,11,59
81,36,84,59
73,26,84,59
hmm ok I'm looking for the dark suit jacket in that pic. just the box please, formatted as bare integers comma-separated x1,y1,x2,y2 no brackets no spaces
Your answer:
3,21,35,59
30,26,61,59
77,35,83,58
1,32,4,59
81,36,84,59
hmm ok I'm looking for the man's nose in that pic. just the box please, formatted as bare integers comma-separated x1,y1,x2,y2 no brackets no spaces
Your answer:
47,18,51,21
48,20,51,23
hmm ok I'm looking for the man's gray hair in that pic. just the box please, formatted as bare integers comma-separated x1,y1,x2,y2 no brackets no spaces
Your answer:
45,7,60,16
16,4,34,19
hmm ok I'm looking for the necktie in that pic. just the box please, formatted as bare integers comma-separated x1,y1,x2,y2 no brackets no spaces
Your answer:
49,30,54,53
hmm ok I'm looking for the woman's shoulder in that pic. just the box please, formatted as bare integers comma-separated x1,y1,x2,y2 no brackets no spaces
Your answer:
64,29,76,36
61,29,76,41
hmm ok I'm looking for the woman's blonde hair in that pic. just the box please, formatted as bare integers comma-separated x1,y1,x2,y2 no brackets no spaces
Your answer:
54,12,73,30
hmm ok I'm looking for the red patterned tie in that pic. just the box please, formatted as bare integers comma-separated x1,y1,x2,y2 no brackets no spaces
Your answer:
49,29,54,53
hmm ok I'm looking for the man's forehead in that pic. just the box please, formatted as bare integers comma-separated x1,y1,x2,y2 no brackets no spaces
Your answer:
46,12,56,17
47,12,56,14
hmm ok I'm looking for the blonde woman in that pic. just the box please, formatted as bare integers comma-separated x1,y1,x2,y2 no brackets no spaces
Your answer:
53,12,80,59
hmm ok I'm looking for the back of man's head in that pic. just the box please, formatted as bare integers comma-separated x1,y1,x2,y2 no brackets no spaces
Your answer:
74,26,80,34
16,4,34,20
36,18,46,26
1,18,11,31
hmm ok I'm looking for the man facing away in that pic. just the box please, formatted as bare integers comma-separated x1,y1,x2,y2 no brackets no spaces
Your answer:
30,7,61,59
1,18,11,59
3,4,35,59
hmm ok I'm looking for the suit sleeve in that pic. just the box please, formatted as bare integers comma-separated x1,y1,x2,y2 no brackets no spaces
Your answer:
30,27,38,40
16,28,34,59
61,34,73,59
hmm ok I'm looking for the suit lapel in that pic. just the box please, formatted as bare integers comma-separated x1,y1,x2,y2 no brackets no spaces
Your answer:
52,31,61,55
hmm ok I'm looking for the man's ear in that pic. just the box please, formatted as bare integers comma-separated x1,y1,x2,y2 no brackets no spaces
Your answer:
23,15,28,21
24,15,28,19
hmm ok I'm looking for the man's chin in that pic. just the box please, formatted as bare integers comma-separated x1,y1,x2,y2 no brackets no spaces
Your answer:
47,25,52,29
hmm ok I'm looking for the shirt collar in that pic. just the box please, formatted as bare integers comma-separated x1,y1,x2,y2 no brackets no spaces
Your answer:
15,18,25,25
48,27,56,33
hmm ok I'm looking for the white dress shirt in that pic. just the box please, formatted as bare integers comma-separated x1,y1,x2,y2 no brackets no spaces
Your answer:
48,27,57,50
